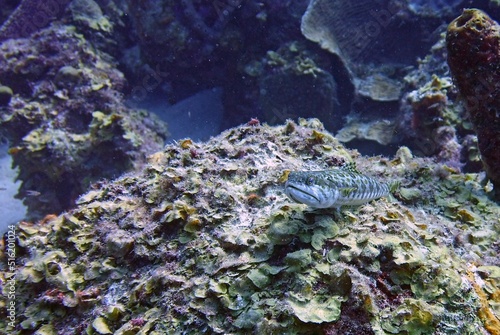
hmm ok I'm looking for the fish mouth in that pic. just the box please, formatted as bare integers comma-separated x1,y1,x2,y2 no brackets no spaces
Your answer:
285,184,320,204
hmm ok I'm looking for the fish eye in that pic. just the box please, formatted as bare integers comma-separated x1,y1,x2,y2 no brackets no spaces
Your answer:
307,176,314,184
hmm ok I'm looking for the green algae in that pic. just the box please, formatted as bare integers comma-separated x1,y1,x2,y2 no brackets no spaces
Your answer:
287,293,343,323
69,0,112,32
380,299,439,335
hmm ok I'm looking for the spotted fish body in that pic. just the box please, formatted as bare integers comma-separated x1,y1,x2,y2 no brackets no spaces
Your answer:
284,164,389,208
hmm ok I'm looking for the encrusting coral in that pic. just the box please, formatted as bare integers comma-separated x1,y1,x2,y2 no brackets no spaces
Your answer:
447,8,500,199
2,119,499,334
0,23,168,219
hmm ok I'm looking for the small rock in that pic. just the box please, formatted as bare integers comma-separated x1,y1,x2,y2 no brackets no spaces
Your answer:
0,85,13,105
106,230,134,257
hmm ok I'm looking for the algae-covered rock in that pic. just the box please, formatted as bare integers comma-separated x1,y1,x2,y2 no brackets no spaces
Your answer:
69,0,112,32
54,66,82,87
3,119,499,334
0,24,168,219
256,42,340,131
287,293,342,323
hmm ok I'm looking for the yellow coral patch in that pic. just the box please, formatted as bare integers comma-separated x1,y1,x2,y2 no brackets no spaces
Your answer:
467,269,500,335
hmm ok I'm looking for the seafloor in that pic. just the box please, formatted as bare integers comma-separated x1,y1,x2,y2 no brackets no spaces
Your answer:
3,118,499,334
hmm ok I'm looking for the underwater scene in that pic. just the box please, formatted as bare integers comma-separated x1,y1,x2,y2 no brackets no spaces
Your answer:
1,0,500,334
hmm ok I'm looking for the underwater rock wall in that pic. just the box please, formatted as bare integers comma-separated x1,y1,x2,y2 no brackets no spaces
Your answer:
300,0,464,102
3,119,499,334
299,0,474,151
392,29,487,173
115,0,316,126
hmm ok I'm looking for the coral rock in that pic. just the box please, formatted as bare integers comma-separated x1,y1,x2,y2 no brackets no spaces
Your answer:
301,0,463,102
5,120,500,334
0,24,168,218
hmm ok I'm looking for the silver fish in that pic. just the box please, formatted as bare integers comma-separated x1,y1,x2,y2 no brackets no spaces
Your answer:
284,163,389,208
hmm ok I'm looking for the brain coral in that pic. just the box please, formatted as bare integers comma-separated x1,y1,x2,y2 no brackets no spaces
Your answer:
3,119,500,334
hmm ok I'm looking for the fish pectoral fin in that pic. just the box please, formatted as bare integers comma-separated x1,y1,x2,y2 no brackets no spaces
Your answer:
340,187,357,197
389,181,400,193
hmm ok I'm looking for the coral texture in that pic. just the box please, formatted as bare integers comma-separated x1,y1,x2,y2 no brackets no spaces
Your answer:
256,42,339,131
300,0,463,102
0,24,168,219
446,8,500,197
2,120,499,334
396,32,482,172
0,0,72,42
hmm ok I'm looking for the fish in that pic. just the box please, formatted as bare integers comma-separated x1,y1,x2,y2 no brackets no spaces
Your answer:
25,190,41,197
284,163,389,208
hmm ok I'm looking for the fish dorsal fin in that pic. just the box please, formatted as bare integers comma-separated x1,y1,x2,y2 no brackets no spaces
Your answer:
340,162,360,174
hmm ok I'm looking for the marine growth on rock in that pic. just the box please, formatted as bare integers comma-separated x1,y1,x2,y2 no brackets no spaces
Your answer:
3,119,499,334
0,24,168,219
446,8,500,199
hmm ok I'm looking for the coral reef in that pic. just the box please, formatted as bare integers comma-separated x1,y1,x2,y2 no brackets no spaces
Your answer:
298,0,472,151
119,0,308,72
115,0,312,126
300,0,463,102
355,73,403,102
0,24,168,219
447,8,500,198
3,119,499,334
69,0,112,33
0,0,72,42
396,32,482,171
403,76,462,161
253,42,340,131
116,0,252,90
336,119,395,146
